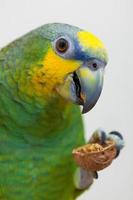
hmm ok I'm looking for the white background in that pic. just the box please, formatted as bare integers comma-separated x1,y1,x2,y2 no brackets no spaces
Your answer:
0,0,132,199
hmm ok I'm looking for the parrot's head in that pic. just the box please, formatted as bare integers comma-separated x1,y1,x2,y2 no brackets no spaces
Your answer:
31,23,108,113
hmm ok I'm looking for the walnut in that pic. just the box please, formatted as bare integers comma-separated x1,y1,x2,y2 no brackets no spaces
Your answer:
72,140,117,171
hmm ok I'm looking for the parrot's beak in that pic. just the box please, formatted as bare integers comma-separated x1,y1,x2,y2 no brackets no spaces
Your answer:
74,64,104,113
56,60,105,114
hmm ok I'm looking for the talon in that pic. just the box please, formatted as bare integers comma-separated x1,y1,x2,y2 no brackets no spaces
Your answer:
107,131,124,158
93,171,98,179
99,130,106,145
115,149,120,158
89,128,107,145
109,131,123,140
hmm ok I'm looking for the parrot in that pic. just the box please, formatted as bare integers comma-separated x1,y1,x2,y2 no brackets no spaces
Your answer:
0,23,124,200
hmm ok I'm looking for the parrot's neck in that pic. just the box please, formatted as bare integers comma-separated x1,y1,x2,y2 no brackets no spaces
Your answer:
0,85,81,145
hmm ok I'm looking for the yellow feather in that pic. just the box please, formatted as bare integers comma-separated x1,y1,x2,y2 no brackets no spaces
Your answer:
78,31,105,49
31,48,81,96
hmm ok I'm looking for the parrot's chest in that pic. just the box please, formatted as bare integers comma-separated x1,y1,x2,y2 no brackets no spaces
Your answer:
0,124,85,200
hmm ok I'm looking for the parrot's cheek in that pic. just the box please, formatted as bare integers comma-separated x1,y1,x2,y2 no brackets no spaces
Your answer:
56,64,104,114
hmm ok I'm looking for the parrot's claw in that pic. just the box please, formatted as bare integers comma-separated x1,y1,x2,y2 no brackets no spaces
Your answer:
74,168,95,190
89,129,124,158
107,131,124,158
93,171,98,179
73,129,124,190
88,128,107,144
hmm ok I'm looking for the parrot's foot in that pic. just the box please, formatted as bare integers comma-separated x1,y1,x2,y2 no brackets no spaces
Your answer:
72,128,124,190
74,167,97,190
89,128,124,158
73,129,124,193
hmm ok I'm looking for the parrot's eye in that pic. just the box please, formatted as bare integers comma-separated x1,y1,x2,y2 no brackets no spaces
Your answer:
55,38,69,53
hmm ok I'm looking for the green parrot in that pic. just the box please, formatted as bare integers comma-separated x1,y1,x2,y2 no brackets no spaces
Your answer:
0,23,124,200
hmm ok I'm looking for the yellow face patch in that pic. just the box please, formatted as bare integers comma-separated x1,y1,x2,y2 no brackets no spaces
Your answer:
78,31,105,50
31,48,81,96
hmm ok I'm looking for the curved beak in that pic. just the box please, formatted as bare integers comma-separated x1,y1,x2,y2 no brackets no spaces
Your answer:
56,61,105,114
76,65,104,113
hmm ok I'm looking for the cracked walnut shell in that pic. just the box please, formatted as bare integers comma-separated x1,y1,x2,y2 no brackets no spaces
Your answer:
72,140,117,171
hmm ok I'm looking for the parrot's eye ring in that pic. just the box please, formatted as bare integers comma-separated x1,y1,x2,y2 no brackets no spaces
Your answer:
55,38,69,53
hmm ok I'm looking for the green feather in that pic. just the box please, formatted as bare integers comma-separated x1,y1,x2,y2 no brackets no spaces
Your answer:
0,23,86,199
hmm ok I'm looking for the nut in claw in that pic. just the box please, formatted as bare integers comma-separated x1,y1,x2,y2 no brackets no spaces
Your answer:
72,140,117,172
